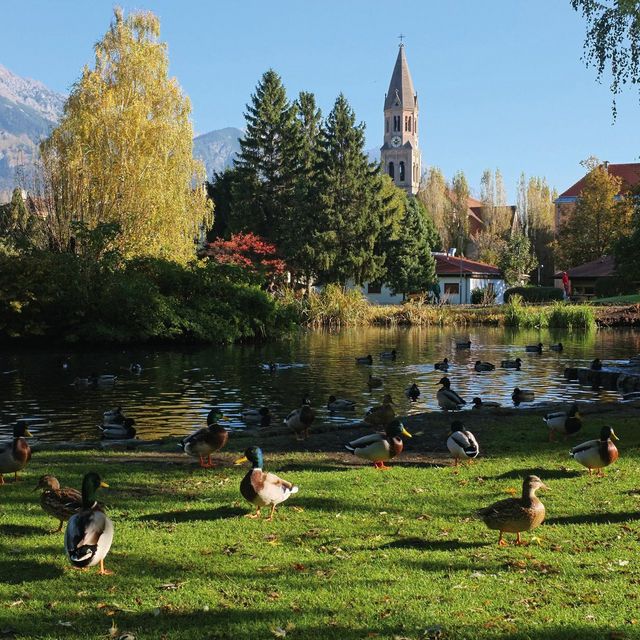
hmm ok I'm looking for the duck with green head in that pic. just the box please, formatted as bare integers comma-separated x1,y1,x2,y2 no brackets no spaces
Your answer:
345,419,412,470
234,447,299,520
0,421,32,485
64,472,113,575
570,425,619,477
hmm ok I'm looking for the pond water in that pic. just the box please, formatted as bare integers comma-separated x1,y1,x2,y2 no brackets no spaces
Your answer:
1,326,639,443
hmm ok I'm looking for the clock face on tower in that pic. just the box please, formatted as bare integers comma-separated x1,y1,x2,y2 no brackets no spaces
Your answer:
391,135,402,148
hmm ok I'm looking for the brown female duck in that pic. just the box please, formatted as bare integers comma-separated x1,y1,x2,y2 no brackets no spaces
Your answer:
35,475,83,532
0,422,32,484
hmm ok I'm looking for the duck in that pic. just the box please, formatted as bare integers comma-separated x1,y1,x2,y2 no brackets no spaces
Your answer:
367,374,383,388
591,358,603,371
472,397,501,409
380,349,397,360
525,343,543,353
363,394,396,427
35,475,83,533
512,387,535,404
102,407,125,425
64,472,113,575
477,475,548,546
550,343,564,352
405,383,421,401
241,407,272,427
91,373,118,385
447,420,479,465
436,377,466,411
284,400,315,440
234,446,299,520
474,361,495,372
72,376,91,388
99,419,136,440
356,355,373,365
570,425,619,476
501,358,522,370
179,420,229,468
543,404,582,442
327,395,356,412
345,419,412,470
456,340,471,350
129,363,143,374
434,358,449,372
0,421,32,485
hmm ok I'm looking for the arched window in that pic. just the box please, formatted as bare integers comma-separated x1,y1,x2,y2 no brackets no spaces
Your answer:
388,162,395,179
408,116,412,132
399,161,405,182
393,115,400,131
385,118,389,133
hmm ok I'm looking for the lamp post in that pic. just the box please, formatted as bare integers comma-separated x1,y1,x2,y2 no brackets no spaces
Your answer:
538,263,544,286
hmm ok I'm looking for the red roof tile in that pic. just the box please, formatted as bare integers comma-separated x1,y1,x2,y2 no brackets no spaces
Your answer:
559,163,640,198
554,255,615,279
433,253,502,277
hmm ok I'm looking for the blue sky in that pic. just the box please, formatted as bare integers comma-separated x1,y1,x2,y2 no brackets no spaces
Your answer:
3,0,639,199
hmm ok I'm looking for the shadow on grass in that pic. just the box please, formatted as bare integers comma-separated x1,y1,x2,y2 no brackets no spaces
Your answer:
0,523,46,536
547,511,640,526
276,462,353,473
492,467,582,480
138,506,245,522
378,536,486,551
0,559,63,583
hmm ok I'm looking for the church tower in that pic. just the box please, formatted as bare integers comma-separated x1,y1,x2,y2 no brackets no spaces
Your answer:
380,43,420,195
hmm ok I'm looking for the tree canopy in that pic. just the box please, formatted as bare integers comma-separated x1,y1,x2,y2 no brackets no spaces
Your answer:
40,8,210,263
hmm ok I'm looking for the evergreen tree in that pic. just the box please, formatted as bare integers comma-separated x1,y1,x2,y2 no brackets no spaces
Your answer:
206,168,239,240
384,196,437,298
232,70,300,244
315,94,390,285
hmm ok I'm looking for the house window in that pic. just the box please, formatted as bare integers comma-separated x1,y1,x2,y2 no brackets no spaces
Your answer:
388,162,395,179
444,283,460,295
367,282,382,294
487,282,495,295
399,161,405,182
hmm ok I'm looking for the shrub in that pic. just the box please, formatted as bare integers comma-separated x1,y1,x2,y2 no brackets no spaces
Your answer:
594,276,637,298
471,287,497,305
504,286,563,303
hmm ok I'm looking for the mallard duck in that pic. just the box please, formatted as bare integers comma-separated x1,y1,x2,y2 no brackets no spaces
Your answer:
456,340,471,350
0,422,32,484
99,419,136,440
206,409,224,425
434,358,449,372
284,400,315,440
367,374,383,388
477,475,548,546
129,363,143,374
472,397,501,409
242,407,271,427
356,354,373,365
234,446,299,519
525,343,543,353
474,361,495,372
36,475,83,533
345,419,412,469
91,373,118,385
437,377,466,411
591,358,603,371
447,420,479,465
64,472,113,575
102,407,125,425
550,343,564,352
501,358,522,370
570,425,619,476
405,383,420,401
543,404,581,442
179,421,229,468
327,395,356,412
512,387,535,404
380,349,397,360
363,394,396,427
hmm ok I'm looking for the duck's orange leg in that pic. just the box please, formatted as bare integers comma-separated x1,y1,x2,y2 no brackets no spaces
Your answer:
498,531,508,546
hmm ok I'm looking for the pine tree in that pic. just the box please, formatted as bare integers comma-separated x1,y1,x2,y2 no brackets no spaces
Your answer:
232,70,300,244
315,94,389,285
384,196,437,298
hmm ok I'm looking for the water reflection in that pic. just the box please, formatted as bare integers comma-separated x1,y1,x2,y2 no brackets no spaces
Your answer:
1,326,639,442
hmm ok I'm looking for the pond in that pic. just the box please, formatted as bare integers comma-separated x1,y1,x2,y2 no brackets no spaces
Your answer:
1,326,639,443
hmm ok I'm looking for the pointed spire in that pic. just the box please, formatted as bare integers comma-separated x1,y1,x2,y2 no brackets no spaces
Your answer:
384,44,417,110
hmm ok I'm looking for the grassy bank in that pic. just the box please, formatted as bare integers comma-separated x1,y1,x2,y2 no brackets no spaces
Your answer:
2,410,640,639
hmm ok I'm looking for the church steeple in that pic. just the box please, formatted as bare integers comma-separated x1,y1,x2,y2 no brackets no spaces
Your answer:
380,43,421,195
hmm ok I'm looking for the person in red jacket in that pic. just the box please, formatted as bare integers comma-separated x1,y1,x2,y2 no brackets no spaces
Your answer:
562,271,571,300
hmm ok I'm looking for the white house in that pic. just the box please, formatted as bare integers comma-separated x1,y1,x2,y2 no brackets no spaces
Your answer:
351,252,506,305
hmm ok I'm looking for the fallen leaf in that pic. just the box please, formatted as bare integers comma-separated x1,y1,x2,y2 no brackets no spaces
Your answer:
158,581,186,591
271,628,287,638
57,621,73,627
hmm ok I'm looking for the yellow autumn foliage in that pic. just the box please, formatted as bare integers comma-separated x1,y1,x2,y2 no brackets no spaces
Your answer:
41,8,211,263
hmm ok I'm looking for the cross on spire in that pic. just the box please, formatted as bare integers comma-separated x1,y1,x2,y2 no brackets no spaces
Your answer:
398,33,405,46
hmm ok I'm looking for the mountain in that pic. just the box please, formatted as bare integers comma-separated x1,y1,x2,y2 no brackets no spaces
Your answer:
193,127,242,180
0,64,65,201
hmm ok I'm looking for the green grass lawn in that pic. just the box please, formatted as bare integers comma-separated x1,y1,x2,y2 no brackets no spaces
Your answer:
592,294,640,305
2,412,640,639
